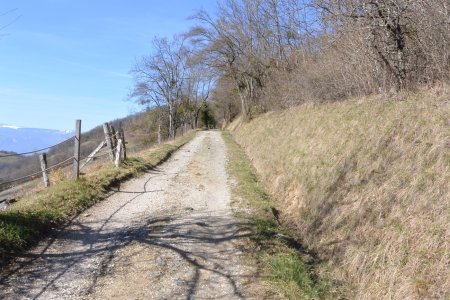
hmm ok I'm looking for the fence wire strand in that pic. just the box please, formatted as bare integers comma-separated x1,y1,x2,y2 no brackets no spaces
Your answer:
0,136,74,159
0,169,44,187
46,156,74,171
0,156,75,189
0,127,126,192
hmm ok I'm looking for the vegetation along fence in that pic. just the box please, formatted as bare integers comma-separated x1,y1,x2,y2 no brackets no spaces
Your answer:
0,120,127,194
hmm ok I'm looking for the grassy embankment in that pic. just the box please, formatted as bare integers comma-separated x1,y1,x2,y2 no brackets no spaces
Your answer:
0,131,197,265
228,88,450,299
223,131,334,299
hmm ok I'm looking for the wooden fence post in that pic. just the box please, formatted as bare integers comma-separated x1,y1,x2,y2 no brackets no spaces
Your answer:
119,128,127,160
114,139,122,168
103,123,115,161
73,119,81,180
110,125,118,150
39,153,50,187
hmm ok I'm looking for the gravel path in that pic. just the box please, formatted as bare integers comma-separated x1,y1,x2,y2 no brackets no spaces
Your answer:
0,131,262,299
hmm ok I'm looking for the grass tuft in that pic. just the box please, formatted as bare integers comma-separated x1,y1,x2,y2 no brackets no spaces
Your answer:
267,253,323,299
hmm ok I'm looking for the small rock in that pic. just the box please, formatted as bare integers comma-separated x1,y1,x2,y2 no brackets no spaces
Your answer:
155,256,166,267
175,279,185,286
84,214,91,217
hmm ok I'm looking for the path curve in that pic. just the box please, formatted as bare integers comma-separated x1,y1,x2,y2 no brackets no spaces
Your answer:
0,131,260,299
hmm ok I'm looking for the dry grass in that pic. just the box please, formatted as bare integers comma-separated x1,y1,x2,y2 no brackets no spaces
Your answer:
230,87,450,299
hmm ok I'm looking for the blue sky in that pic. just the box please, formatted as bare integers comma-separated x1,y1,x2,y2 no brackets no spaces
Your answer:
0,0,216,131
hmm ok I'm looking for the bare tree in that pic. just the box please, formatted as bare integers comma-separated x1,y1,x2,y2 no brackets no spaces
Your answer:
132,0,450,127
184,58,214,128
131,36,188,139
189,0,317,116
316,0,450,90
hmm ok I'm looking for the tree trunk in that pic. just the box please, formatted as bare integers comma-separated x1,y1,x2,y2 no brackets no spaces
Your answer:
235,81,248,118
194,108,201,128
169,105,175,140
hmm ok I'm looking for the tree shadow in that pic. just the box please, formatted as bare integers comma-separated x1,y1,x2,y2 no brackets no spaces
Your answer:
0,158,320,299
0,169,260,299
1,212,258,299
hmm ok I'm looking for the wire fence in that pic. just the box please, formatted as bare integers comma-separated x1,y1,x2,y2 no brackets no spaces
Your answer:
0,118,198,205
0,135,75,191
0,156,75,191
0,124,123,194
0,137,76,192
0,121,159,197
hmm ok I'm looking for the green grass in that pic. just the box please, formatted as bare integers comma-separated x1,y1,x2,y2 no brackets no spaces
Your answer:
0,131,197,265
267,253,324,299
223,131,332,299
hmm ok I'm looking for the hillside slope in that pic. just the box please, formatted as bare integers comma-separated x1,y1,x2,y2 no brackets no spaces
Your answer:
0,125,73,153
229,89,450,299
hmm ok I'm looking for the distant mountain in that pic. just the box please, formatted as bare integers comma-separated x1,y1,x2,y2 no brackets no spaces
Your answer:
0,125,74,154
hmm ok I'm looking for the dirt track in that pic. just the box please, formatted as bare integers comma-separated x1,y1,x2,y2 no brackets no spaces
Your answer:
0,131,262,299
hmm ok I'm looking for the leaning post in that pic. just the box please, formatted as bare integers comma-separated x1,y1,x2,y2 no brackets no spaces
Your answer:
73,119,81,180
103,123,115,161
39,153,50,187
114,139,122,168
